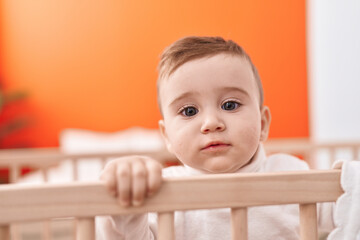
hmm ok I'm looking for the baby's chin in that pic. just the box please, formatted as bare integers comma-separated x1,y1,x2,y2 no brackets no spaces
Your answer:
201,162,247,174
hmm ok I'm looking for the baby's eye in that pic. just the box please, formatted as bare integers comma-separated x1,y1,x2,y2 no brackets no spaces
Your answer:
180,106,198,117
221,101,240,111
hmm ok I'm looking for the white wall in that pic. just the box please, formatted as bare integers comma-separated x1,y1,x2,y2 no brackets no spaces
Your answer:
307,0,360,143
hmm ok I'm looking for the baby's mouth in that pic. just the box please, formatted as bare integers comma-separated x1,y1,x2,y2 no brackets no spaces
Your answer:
201,142,231,151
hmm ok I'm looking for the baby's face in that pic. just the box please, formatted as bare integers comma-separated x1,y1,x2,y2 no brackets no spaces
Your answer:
159,54,270,173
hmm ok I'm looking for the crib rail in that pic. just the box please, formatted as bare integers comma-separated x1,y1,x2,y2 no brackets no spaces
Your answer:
0,147,177,183
0,169,343,240
1,138,359,184
264,138,360,168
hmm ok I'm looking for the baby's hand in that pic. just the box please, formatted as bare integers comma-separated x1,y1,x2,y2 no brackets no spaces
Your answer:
100,156,163,207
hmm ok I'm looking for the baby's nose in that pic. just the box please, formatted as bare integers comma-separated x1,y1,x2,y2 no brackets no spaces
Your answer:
200,115,226,133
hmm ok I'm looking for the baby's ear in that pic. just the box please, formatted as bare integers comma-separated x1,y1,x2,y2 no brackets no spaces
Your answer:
158,120,173,154
260,106,271,142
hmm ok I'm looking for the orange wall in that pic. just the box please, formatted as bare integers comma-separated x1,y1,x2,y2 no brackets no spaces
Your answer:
0,0,308,147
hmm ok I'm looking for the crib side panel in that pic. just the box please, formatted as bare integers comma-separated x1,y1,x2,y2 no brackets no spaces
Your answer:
0,170,342,225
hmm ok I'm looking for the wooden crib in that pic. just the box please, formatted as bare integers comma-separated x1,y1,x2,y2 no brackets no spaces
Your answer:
0,169,343,240
0,138,358,239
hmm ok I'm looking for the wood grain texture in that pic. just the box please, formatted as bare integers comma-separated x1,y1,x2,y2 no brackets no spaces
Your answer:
158,212,175,240
231,207,248,240
0,170,342,224
299,203,318,240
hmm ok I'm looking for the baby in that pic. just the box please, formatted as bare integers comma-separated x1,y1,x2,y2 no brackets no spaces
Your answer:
97,36,334,239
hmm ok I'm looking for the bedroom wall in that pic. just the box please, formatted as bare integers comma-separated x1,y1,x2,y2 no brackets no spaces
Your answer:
0,0,308,147
307,0,360,143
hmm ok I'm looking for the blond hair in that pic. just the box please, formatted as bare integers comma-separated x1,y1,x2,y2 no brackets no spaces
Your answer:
157,36,264,111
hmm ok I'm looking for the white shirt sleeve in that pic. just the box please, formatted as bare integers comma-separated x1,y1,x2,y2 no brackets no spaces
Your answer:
96,214,156,240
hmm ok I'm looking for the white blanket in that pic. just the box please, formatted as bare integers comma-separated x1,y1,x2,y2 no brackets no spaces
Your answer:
328,160,360,240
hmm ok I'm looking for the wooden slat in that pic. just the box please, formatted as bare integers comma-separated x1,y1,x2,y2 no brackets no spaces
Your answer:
0,147,177,167
0,148,63,168
299,203,318,240
353,147,359,160
76,218,95,240
316,142,360,149
42,221,51,240
41,169,49,182
264,138,312,155
101,157,107,169
9,165,19,183
0,170,343,224
328,147,336,164
231,207,248,240
158,212,175,240
72,158,78,181
10,224,20,240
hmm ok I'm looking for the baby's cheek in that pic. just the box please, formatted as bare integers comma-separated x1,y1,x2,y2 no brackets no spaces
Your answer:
241,125,261,152
176,140,189,156
244,121,261,138
173,139,194,164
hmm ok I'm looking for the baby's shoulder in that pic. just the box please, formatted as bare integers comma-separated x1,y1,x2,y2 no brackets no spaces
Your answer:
263,153,309,172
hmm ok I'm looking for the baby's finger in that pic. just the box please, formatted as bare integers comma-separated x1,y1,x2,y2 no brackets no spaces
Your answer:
99,163,117,197
145,160,163,197
131,159,147,206
115,161,132,207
